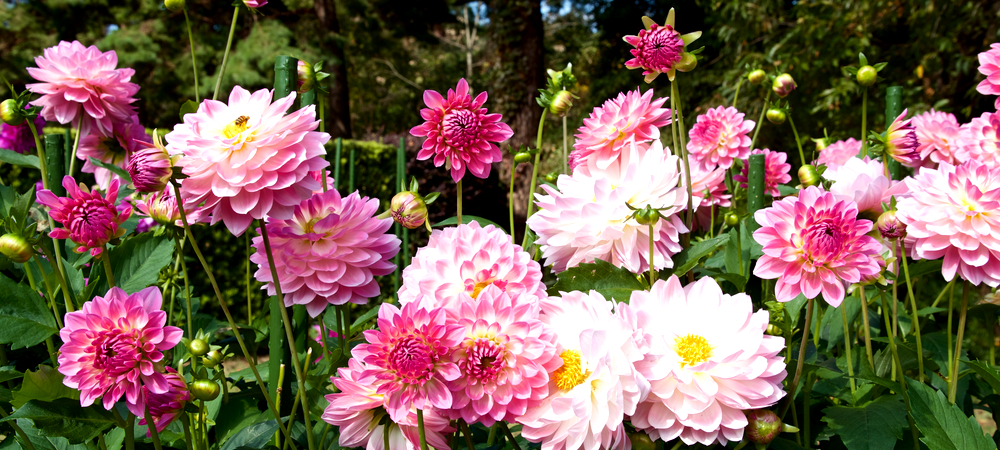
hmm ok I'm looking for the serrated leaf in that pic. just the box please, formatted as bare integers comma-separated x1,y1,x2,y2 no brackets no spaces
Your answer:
94,233,174,294
550,259,644,302
0,272,58,349
1,399,115,444
964,360,1000,395
0,151,40,169
11,365,78,408
821,395,907,450
0,366,22,383
905,377,996,450
667,233,729,277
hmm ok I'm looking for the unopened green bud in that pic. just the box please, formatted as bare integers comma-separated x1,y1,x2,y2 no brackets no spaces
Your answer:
544,172,558,184
188,339,209,357
748,69,767,85
675,52,698,72
190,379,220,401
766,108,786,125
798,165,820,187
164,0,185,11
812,136,831,152
390,191,428,230
765,324,783,336
0,234,33,263
1,99,25,126
549,90,573,117
857,65,877,86
203,350,225,368
724,212,739,227
746,409,784,445
297,61,315,94
634,207,659,226
772,73,796,98
514,152,533,165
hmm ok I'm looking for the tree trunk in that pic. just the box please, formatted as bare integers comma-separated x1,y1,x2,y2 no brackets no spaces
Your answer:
314,0,352,138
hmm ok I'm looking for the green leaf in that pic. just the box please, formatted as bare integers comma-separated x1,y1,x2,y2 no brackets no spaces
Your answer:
550,259,645,302
820,395,907,450
179,100,199,121
1,399,116,444
96,233,174,294
12,365,78,408
0,151,40,169
964,360,1000,395
906,259,943,280
666,233,729,277
104,428,125,450
214,396,268,445
0,366,22,383
0,272,58,349
220,419,281,450
350,305,380,335
905,377,996,450
432,215,507,232
87,158,132,185
10,417,91,450
228,361,269,384
820,295,860,351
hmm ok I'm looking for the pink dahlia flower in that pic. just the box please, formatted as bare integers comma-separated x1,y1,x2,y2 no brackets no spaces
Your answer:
752,186,883,306
896,160,1000,286
626,276,786,446
0,109,45,155
58,286,183,416
135,218,156,234
825,157,907,217
410,79,513,182
37,176,132,257
138,367,190,435
977,43,1000,109
79,116,151,190
309,169,336,194
398,222,545,310
884,109,921,168
26,41,139,137
734,149,791,197
518,290,649,450
353,301,465,422
815,138,862,169
687,106,755,170
624,23,685,83
528,140,688,274
167,86,330,236
127,138,173,194
912,109,962,167
243,0,267,7
446,285,560,426
956,111,1000,168
251,189,399,317
324,359,454,450
571,88,671,175
686,159,732,231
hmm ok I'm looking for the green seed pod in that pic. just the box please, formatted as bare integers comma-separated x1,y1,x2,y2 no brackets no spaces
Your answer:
857,65,877,87
188,339,209,357
748,69,767,85
0,99,25,126
164,0,185,11
766,108,786,125
798,164,820,187
724,212,740,227
190,379,220,401
0,234,33,263
514,152,533,165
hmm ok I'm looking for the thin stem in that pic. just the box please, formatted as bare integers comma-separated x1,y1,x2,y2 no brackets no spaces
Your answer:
125,413,136,450
0,405,37,450
259,222,316,450
509,162,517,242
788,114,806,166
920,279,955,331
144,404,164,450
735,222,744,277
750,89,772,150
29,256,63,329
26,120,48,188
878,289,921,450
456,177,463,225
781,297,814,420
38,241,74,312
416,409,430,450
458,420,475,450
841,303,857,398
732,76,743,107
180,413,194,450
174,234,194,341
101,246,116,288
898,240,924,382
246,232,252,323
183,9,200,103
212,6,240,101
949,280,969,404
562,116,568,174
500,422,522,450
68,118,82,177
318,320,331,362
383,419,391,450
948,277,955,389
892,242,900,342
98,432,109,450
859,287,874,368
522,109,548,247
648,223,655,288
670,80,694,235
860,88,868,158
803,371,814,449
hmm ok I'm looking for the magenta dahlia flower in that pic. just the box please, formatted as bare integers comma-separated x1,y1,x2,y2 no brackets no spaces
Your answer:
815,138,862,169
398,221,545,309
446,285,560,426
528,140,688,274
127,138,173,194
571,88,670,175
410,79,513,182
626,276,786,446
26,41,139,137
752,186,883,306
687,106,755,170
884,109,921,168
956,111,1000,168
167,86,330,235
243,0,267,7
37,176,132,257
137,367,190,435
0,109,45,155
734,149,791,197
354,301,465,422
251,189,399,317
58,286,183,415
624,23,684,82
977,43,1000,109
79,115,151,189
896,160,1000,286
913,109,962,167
323,359,454,450
825,157,906,217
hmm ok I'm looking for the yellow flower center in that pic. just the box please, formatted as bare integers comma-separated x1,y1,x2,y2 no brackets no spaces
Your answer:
471,280,492,299
223,115,251,139
552,349,590,391
675,334,713,368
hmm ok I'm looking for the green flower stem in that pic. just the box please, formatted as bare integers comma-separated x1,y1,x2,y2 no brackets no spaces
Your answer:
841,303,857,397
732,77,743,107
30,256,63,329
788,115,806,166
101,246,116,288
458,419,475,450
500,422,522,450
948,279,955,389
318,320,331,362
670,80,694,236
735,222,743,278
383,418,391,450
648,223,655,288
26,120,48,189
169,182,295,448
860,87,868,158
509,163,517,243
749,89,771,151
37,242,74,312
259,222,316,450
457,177,463,226
338,304,348,351
180,412,194,450
949,281,969,404
669,86,679,160
416,409,430,450
318,424,332,450
246,232,252,323
898,240,924,382
562,116,568,174
125,413,135,450
878,289,921,450
212,6,240,101
487,423,498,445
858,287,874,368
145,404,164,450
68,118,82,177
0,406,37,450
780,297,814,420
165,254,180,329
183,9,200,103
173,235,194,342
803,371,814,447
521,109,549,248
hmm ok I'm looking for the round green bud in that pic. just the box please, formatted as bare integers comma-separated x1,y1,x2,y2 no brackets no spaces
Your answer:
724,212,740,227
857,65,877,87
748,69,767,85
202,350,225,368
627,430,656,450
634,208,659,226
0,99,25,126
798,164,820,187
164,0,185,11
190,379,220,401
544,172,558,184
765,324,783,336
549,90,574,117
514,152,533,164
766,108,786,125
188,339,209,357
0,234,33,263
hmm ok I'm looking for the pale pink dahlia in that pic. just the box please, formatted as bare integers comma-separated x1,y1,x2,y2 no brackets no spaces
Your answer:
977,43,1000,109
686,159,732,231
896,160,1000,287
734,149,791,197
528,140,688,274
324,359,454,450
410,79,513,182
58,286,183,416
167,86,330,235
354,301,465,422
26,41,139,137
138,368,190,435
753,186,883,306
885,109,921,168
251,189,399,317
956,111,1000,168
398,222,545,310
626,276,786,446
0,110,45,155
624,23,685,83
37,176,132,257
446,285,560,426
825,157,906,217
571,88,671,175
814,138,862,169
79,115,150,189
687,106,755,170
912,109,962,166
517,290,649,450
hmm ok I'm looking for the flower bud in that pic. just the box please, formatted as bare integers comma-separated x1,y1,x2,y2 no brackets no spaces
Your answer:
242,0,267,7
634,207,659,226
203,350,225,368
297,61,315,94
812,136,831,152
390,191,428,230
765,324,783,336
627,430,656,450
674,52,698,72
141,190,181,226
514,152,533,164
164,0,185,12
724,212,739,226
188,339,209,357
798,164,820,187
748,69,767,85
857,65,877,87
766,108,786,125
544,172,558,184
746,409,783,445
876,210,906,240
549,90,574,117
1,99,25,126
190,379,220,401
772,73,796,98
0,234,33,263
127,141,173,193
